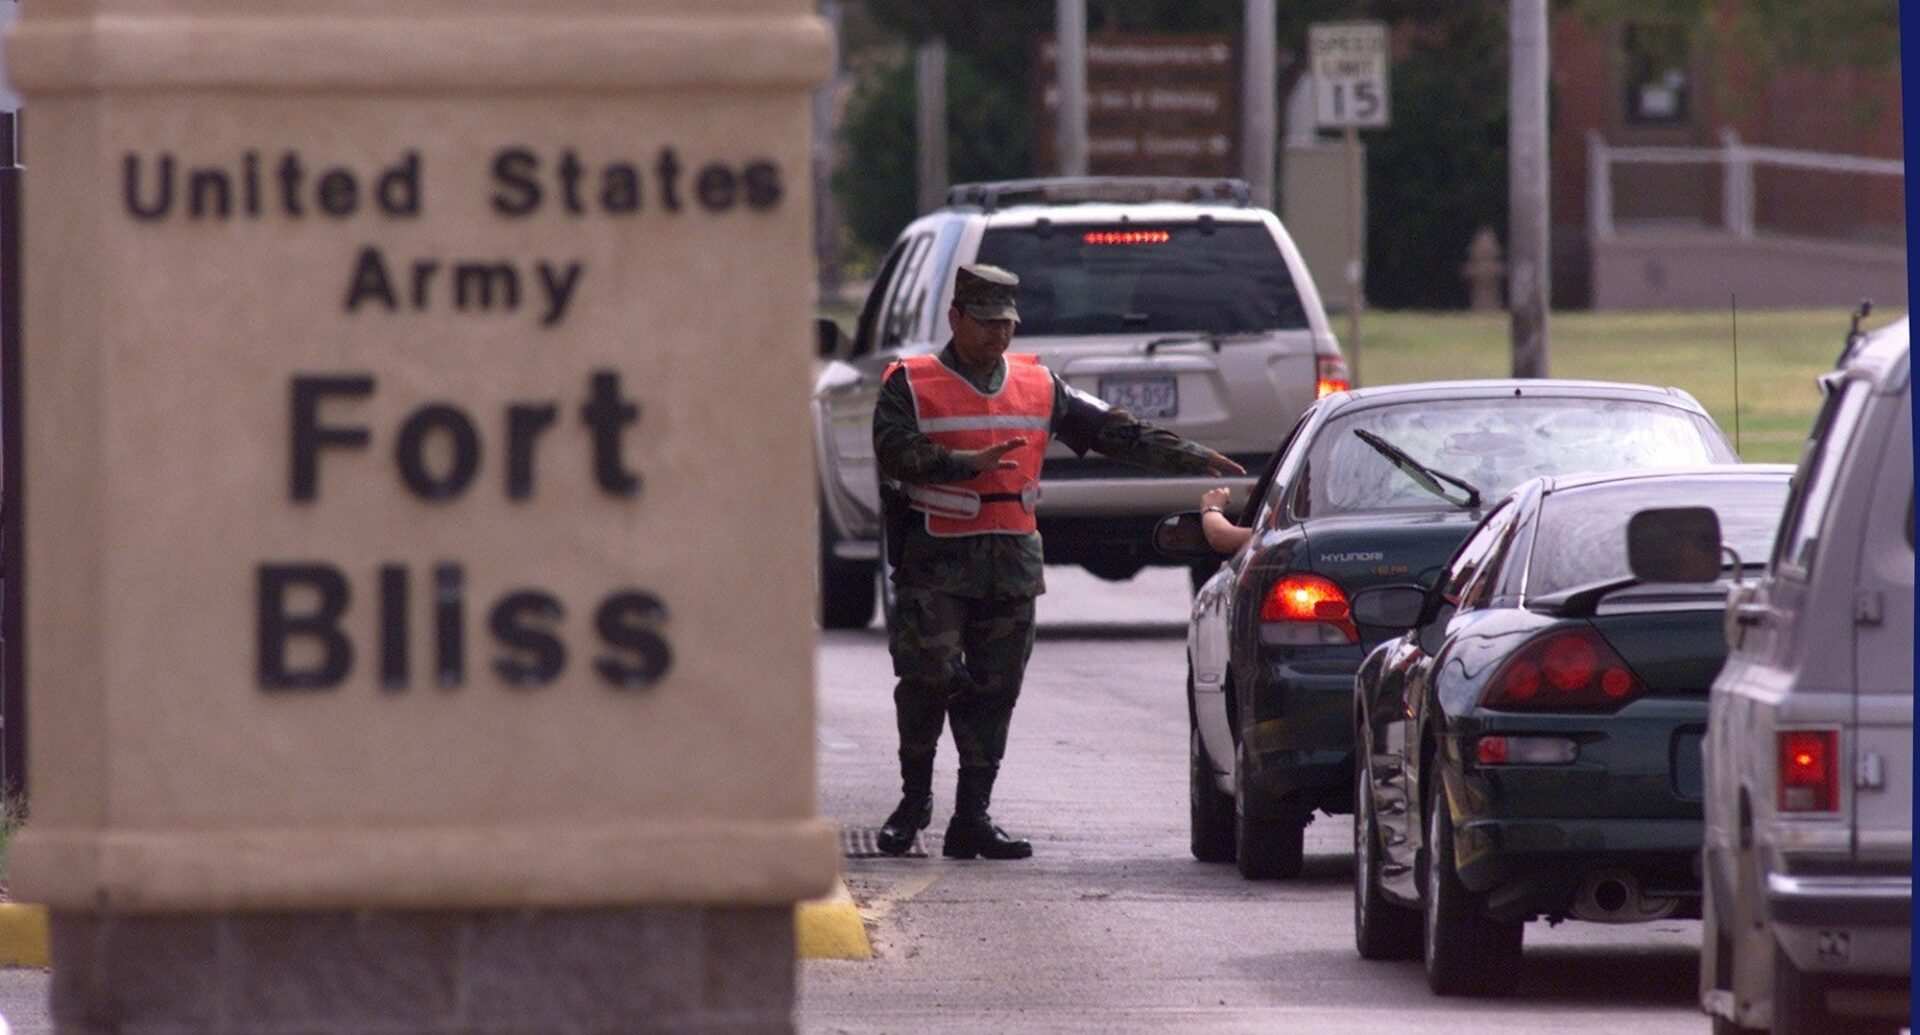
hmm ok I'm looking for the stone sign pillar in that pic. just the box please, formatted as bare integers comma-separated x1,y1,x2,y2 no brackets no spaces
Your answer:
7,2,834,1031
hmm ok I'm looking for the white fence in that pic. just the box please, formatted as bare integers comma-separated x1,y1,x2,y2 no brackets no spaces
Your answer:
1587,128,1905,242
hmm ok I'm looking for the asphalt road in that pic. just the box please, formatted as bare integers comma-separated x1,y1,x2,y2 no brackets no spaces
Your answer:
0,566,1716,1035
802,566,1714,1034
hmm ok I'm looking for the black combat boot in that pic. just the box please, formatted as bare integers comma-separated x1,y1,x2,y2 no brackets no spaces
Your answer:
941,765,1032,860
875,751,935,856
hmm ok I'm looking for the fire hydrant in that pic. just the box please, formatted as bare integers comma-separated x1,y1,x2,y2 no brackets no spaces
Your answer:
1460,227,1505,311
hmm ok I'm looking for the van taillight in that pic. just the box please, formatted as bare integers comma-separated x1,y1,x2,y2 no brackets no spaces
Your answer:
1316,355,1351,398
1480,629,1645,711
1259,574,1356,645
1778,730,1839,812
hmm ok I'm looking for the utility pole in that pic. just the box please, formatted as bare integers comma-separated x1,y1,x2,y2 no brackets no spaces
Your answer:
1509,0,1551,377
914,38,948,213
1241,0,1277,208
812,0,843,302
1056,0,1088,176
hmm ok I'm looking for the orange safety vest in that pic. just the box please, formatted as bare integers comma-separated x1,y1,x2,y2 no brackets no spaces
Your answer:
890,353,1053,537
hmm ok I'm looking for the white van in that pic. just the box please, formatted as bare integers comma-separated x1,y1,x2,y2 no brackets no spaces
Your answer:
1645,316,1911,1035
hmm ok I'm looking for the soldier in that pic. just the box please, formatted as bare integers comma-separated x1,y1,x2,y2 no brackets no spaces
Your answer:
873,263,1246,859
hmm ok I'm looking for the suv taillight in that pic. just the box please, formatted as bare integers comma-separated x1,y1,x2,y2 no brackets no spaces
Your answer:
1779,730,1840,812
1480,629,1646,711
1316,355,1351,398
1259,574,1356,645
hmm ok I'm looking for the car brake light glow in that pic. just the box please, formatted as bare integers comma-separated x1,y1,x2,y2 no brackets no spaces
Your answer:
1316,355,1351,397
1083,230,1171,245
1542,635,1597,691
1481,629,1646,710
1778,730,1839,812
1258,574,1357,644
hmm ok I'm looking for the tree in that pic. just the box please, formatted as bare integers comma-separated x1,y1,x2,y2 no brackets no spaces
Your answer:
1363,10,1509,309
833,50,1036,264
841,1,1893,305
838,1,1427,260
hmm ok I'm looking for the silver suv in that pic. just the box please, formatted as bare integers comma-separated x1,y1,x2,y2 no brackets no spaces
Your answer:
1635,315,1911,1034
813,177,1345,628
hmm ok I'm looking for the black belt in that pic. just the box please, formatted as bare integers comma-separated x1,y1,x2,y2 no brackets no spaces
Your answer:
977,493,1024,504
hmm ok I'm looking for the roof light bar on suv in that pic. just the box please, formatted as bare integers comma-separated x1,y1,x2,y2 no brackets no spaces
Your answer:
946,177,1253,213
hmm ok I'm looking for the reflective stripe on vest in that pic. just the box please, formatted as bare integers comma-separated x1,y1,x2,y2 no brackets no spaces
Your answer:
897,353,1053,537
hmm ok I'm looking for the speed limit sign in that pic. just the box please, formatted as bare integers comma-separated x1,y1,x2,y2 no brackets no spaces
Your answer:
1309,22,1389,129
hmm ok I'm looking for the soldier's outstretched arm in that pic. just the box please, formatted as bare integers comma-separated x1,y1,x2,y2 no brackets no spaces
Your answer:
1051,375,1245,477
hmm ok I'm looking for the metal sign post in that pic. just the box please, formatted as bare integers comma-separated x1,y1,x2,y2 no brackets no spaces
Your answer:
1309,20,1388,386
1344,125,1359,384
0,0,20,802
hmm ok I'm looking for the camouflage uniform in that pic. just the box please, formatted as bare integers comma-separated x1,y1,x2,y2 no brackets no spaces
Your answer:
875,344,1225,773
871,264,1232,858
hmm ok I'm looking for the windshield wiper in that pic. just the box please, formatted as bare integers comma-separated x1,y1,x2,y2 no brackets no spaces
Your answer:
1144,333,1217,354
1143,330,1268,355
1351,428,1483,509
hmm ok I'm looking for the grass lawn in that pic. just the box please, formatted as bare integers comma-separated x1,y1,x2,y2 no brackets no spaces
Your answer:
1353,308,1903,464
814,303,1902,464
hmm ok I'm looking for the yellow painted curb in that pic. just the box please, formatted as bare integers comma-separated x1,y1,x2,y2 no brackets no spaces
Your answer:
795,879,870,961
0,904,48,968
0,894,867,967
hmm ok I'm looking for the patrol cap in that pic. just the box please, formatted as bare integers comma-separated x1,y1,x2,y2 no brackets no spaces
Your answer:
952,263,1020,323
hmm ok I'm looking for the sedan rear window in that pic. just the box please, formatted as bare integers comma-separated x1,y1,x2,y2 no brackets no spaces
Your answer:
1303,398,1722,517
1526,478,1792,596
974,223,1308,337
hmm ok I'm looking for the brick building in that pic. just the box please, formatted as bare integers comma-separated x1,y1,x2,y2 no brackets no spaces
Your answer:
1550,10,1904,309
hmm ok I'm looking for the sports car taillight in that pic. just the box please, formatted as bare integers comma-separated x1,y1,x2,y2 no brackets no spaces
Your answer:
1316,355,1351,398
1778,730,1840,812
1259,574,1357,645
1479,629,1645,711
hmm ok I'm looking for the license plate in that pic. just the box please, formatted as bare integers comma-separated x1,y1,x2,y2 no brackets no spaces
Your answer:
1099,375,1178,419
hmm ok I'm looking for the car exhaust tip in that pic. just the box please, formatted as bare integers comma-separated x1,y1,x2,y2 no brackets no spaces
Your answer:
1592,877,1630,913
1572,867,1679,924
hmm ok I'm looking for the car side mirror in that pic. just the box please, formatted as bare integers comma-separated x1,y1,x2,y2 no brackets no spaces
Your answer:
816,317,847,360
1351,585,1425,631
1152,512,1215,561
1627,506,1722,583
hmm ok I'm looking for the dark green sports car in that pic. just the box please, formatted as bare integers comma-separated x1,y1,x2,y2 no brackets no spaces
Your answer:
1157,380,1738,882
1350,464,1792,997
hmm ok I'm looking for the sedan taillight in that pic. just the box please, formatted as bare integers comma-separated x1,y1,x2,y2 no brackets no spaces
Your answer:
1480,629,1645,711
1259,574,1357,645
1778,730,1840,812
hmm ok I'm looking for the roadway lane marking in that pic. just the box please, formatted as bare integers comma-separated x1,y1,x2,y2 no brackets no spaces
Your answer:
848,871,943,929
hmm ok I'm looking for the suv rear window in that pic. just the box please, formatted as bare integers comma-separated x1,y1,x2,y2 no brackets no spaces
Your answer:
1526,478,1791,596
974,223,1307,337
